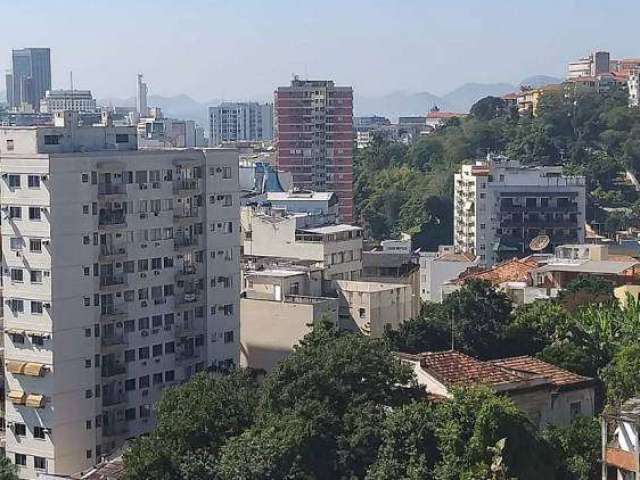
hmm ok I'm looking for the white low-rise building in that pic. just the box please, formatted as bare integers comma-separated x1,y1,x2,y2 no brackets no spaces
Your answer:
419,248,477,302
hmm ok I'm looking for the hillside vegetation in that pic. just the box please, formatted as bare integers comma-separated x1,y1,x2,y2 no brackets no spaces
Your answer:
354,86,640,249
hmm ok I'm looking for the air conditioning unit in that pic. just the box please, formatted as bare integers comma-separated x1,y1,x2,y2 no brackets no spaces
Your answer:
140,213,147,219
139,183,148,190
154,242,160,247
141,301,148,308
140,273,147,278
154,270,160,276
154,358,160,363
140,243,147,248
141,330,149,337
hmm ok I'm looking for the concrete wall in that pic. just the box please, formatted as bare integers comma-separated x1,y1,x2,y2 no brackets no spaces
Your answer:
240,296,338,373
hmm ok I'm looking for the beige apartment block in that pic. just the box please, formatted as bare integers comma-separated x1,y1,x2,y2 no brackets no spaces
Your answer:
240,267,337,373
334,280,413,337
242,206,363,281
0,113,240,478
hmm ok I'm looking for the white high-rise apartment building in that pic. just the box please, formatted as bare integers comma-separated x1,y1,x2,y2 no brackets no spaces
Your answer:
454,154,586,266
209,102,273,146
629,70,640,108
0,112,240,478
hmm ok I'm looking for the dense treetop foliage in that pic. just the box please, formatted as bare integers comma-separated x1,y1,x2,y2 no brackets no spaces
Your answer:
355,86,640,247
124,322,583,480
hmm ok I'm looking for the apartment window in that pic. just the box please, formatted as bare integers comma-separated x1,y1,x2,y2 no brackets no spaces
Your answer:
6,139,14,151
8,174,21,187
31,270,43,283
164,313,174,326
14,454,26,466
123,261,134,274
10,268,24,282
151,257,162,270
44,135,61,145
163,284,174,296
124,319,135,332
224,331,234,344
165,370,175,382
124,349,135,362
222,222,233,233
34,456,47,471
125,408,136,421
29,207,41,220
9,206,21,219
33,426,46,439
138,259,149,271
95,415,102,428
138,288,149,300
153,373,163,385
31,301,43,314
85,359,92,368
139,375,150,389
85,328,92,337
82,205,89,214
9,299,24,313
195,334,204,347
32,335,44,346
10,237,23,250
28,175,41,188
86,450,92,459
140,404,152,418
164,341,175,354
83,235,90,245
124,379,136,391
222,195,232,206
86,420,92,430
222,166,232,179
163,257,174,268
138,346,149,360
152,344,163,357
222,304,234,316
124,290,135,302
115,134,129,144
14,423,26,436
30,239,42,252
138,317,149,330
85,389,93,399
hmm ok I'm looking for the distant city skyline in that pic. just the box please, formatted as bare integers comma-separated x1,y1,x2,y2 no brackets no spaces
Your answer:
1,0,639,102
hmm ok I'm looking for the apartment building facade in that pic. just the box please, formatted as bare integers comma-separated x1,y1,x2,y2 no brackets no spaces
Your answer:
40,90,97,114
208,102,273,146
454,155,586,266
0,115,240,478
274,78,354,222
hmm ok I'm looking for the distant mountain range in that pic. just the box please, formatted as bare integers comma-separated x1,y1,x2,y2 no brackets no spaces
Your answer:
1,74,563,126
354,75,562,118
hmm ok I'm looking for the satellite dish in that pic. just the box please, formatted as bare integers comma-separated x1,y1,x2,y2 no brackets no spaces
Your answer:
529,234,550,252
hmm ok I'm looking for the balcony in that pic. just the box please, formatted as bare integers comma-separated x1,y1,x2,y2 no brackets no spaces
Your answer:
101,334,127,348
174,237,199,251
101,362,126,378
176,264,198,279
174,207,200,224
102,423,129,437
101,305,127,321
175,291,202,309
102,391,126,407
97,183,126,197
99,244,127,261
99,274,127,292
173,179,199,194
98,210,126,230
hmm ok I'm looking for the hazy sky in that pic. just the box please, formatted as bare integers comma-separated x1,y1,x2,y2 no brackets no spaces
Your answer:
1,0,638,102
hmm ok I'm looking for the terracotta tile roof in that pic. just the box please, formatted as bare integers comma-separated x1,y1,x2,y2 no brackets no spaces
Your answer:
456,257,539,285
418,351,544,388
488,356,596,390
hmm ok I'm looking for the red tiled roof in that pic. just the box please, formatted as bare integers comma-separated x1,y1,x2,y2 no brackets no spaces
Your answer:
437,252,476,262
456,257,539,285
412,351,595,394
488,356,596,390
418,351,544,388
